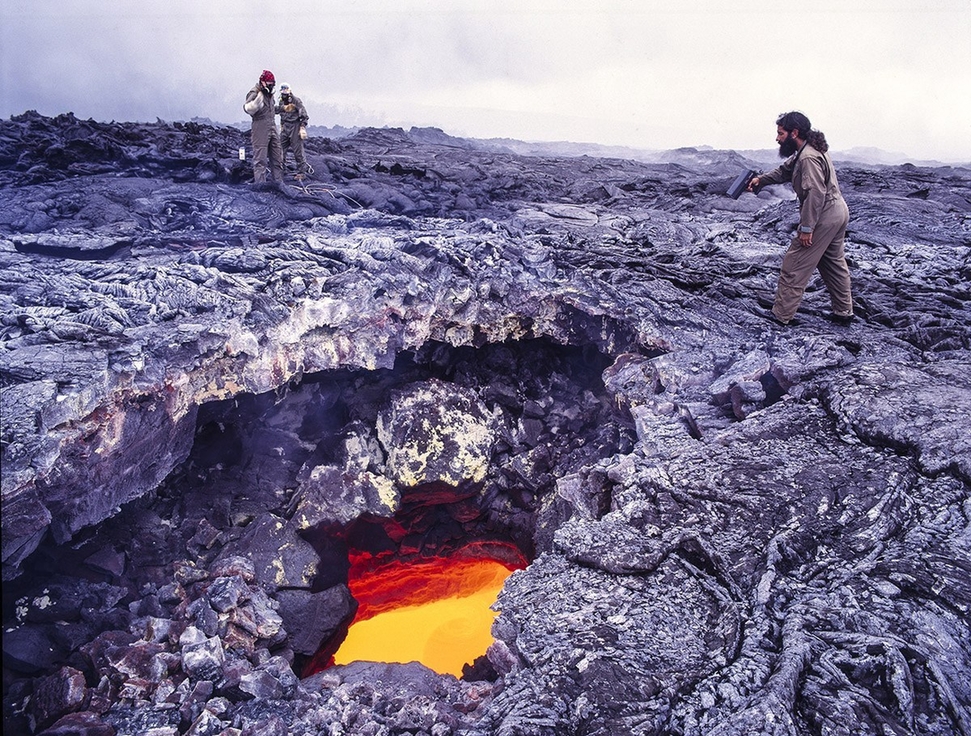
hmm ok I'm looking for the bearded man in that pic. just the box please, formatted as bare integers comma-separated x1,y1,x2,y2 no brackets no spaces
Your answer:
749,111,854,326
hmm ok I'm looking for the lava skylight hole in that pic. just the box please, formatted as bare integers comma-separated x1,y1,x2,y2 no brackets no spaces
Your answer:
332,556,519,677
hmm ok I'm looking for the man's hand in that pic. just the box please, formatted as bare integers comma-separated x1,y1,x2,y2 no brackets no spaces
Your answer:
747,176,760,192
798,231,813,246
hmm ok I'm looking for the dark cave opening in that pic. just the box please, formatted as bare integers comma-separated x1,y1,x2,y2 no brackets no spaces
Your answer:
759,371,786,406
2,337,637,688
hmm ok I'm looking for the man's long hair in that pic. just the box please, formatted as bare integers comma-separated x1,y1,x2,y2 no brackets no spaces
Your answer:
777,111,829,153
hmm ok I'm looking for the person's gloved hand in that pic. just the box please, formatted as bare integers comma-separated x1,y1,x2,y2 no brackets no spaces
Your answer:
299,126,307,140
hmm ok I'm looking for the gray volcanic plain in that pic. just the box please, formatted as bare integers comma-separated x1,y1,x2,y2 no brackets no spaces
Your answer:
1,111,970,735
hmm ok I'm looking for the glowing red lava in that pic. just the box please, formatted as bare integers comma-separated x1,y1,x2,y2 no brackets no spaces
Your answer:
311,543,526,678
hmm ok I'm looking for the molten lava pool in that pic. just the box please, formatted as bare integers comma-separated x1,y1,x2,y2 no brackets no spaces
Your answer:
333,554,521,677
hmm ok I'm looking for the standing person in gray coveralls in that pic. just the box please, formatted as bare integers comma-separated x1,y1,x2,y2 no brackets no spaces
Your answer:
276,83,310,178
748,111,854,326
243,70,284,184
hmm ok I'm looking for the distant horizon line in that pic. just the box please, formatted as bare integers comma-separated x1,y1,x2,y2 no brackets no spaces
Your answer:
5,109,970,167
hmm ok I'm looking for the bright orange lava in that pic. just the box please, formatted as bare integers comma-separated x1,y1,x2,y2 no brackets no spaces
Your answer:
333,555,520,677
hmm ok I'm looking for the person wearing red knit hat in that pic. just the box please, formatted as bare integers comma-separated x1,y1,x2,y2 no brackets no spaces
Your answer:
242,70,284,184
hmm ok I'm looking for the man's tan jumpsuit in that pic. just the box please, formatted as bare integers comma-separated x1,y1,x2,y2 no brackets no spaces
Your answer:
243,84,284,184
758,144,853,323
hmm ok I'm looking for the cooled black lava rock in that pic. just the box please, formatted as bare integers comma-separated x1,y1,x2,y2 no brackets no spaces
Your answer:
1,112,970,735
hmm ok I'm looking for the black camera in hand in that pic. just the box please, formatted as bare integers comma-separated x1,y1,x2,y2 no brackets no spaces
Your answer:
727,168,758,199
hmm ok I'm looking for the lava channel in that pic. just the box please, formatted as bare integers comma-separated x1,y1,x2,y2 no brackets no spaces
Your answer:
328,546,526,677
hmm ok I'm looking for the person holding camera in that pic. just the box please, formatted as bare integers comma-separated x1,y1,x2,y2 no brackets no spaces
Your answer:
276,83,311,179
748,111,854,326
243,70,284,184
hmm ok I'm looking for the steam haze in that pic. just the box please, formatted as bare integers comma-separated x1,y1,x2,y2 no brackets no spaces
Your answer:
2,0,970,162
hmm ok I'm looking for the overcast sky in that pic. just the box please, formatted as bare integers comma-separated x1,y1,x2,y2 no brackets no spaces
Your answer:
2,0,970,161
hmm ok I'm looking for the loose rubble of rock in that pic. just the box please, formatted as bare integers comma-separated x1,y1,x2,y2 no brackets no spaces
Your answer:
1,110,969,735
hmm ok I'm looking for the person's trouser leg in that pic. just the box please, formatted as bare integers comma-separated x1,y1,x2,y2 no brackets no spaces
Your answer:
772,238,821,322
268,132,284,183
280,125,307,175
252,130,269,183
292,132,308,175
815,203,853,316
773,201,851,322
280,126,292,169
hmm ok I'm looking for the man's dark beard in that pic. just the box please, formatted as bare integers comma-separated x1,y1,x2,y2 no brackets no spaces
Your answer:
778,135,799,158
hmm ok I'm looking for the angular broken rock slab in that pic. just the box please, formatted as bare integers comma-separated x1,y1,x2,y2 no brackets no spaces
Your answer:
217,514,320,591
823,358,971,482
275,586,357,656
377,379,497,487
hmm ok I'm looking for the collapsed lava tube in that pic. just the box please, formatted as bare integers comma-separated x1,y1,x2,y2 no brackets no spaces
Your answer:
331,544,526,677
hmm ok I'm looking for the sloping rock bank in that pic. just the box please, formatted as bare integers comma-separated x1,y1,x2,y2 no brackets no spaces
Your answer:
1,112,970,735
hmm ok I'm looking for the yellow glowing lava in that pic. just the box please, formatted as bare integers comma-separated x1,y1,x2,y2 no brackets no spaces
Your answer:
333,559,512,677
